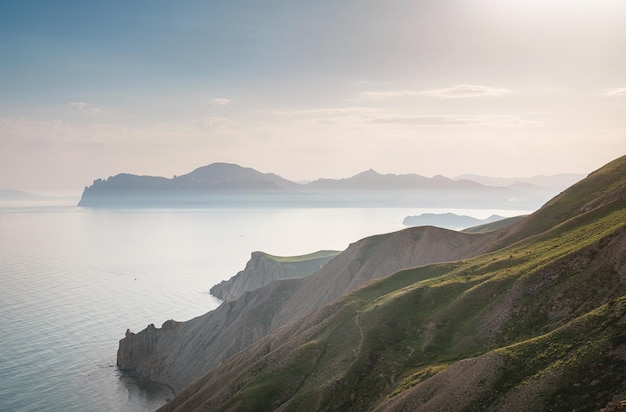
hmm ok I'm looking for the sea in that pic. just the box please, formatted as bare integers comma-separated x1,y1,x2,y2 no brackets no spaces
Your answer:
0,195,531,412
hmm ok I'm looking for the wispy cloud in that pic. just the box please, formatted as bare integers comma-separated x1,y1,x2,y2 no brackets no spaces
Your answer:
361,85,512,100
209,98,231,106
193,116,234,130
370,114,538,127
360,90,421,99
421,85,511,98
1,117,73,142
605,87,626,96
271,107,383,117
69,101,102,115
267,106,537,128
371,114,482,125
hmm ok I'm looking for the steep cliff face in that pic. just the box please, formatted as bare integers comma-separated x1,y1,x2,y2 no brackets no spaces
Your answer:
117,320,181,375
118,279,304,390
210,251,340,301
117,225,499,391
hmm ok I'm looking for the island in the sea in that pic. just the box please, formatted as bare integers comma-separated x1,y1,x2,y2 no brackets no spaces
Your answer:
78,162,582,209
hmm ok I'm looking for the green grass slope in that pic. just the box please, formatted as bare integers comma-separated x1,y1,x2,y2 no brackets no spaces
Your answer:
159,155,626,412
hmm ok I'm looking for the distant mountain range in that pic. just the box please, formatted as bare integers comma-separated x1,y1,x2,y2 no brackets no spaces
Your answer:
0,190,42,200
78,162,581,209
306,169,484,191
455,173,584,191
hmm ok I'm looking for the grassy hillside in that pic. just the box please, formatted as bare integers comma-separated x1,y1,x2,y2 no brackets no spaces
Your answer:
160,155,626,412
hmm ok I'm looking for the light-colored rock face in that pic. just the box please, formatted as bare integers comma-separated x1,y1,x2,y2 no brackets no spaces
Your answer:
117,225,497,391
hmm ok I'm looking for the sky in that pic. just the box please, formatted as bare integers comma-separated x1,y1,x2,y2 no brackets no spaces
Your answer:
1,0,625,192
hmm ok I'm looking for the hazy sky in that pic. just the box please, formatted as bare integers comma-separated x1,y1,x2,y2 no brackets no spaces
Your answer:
1,0,625,191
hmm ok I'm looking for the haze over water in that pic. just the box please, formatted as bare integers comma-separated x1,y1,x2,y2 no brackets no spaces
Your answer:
0,197,529,411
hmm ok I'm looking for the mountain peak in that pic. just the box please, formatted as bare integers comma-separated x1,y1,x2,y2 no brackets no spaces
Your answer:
355,168,381,177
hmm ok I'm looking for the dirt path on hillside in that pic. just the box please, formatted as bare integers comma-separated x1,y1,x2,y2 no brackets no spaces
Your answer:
355,310,365,358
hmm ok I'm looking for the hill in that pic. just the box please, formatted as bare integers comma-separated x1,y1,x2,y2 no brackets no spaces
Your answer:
77,163,297,207
152,154,626,411
181,163,298,190
210,250,341,302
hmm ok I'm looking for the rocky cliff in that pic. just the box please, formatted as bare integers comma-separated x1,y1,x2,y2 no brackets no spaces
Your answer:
210,250,340,301
117,224,500,391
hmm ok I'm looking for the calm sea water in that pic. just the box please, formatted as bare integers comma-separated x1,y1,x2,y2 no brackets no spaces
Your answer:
0,197,530,411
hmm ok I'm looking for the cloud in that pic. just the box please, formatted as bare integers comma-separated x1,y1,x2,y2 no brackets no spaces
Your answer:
69,102,88,110
361,85,512,100
69,101,102,115
421,85,511,98
1,117,74,141
209,98,231,106
267,106,537,129
370,114,538,127
360,91,421,99
271,107,384,117
606,87,626,96
371,115,484,125
193,116,234,130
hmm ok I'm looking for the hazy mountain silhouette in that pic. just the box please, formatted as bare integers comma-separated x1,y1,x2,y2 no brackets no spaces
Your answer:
0,190,41,200
455,173,584,192
179,163,298,190
305,169,483,190
78,163,558,209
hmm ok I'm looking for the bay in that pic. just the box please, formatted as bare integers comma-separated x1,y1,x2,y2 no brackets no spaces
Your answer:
0,197,529,411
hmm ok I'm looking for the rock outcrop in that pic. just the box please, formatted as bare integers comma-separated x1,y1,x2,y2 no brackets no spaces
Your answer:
210,250,340,301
